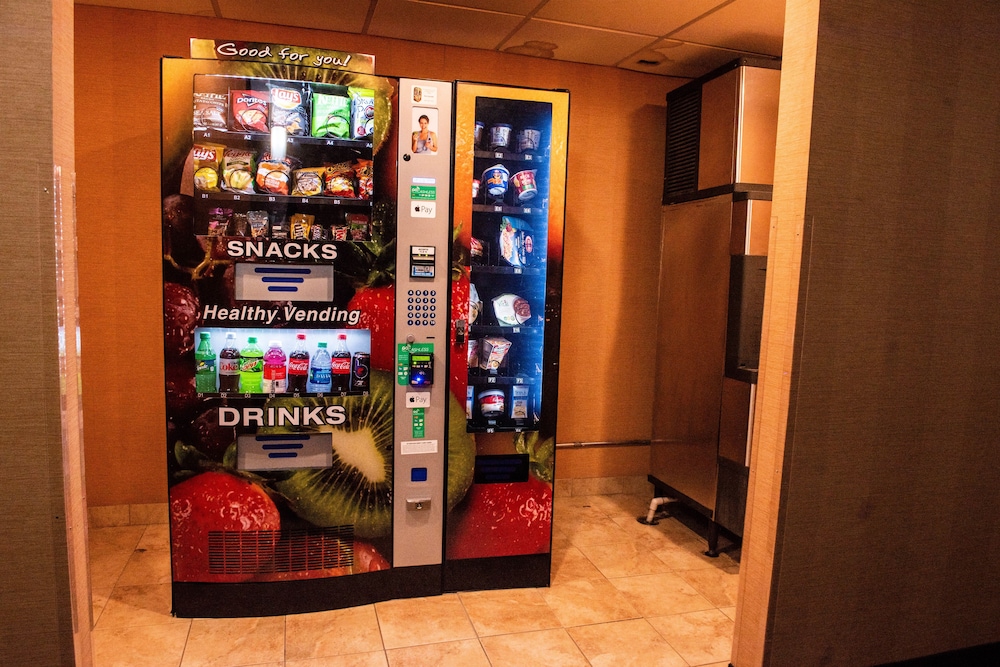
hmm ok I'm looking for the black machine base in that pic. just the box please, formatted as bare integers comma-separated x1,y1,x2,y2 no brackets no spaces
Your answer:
443,553,551,593
172,565,440,618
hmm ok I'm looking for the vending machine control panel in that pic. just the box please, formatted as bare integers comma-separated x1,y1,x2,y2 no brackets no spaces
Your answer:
408,352,434,386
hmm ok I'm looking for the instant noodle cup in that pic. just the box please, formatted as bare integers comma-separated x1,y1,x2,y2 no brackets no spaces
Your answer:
482,164,510,200
474,121,485,147
510,169,538,202
489,123,513,149
516,127,542,153
478,389,505,417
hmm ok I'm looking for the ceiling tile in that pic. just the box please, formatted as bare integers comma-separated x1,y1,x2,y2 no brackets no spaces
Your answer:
369,0,523,50
77,0,216,16
216,0,371,33
671,0,784,56
404,0,541,16
536,0,723,37
618,39,750,78
501,18,658,66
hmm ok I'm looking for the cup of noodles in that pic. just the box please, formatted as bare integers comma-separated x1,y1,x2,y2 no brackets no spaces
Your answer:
510,170,538,202
482,164,510,201
474,121,485,147
516,127,542,153
489,123,513,149
478,389,506,418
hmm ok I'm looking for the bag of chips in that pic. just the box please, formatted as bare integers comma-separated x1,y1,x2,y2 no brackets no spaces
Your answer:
347,213,370,241
291,167,325,197
354,159,373,200
311,93,351,138
323,161,356,198
193,91,227,130
269,84,308,136
349,87,375,139
192,143,225,192
255,152,298,196
231,90,269,133
248,210,270,239
221,148,257,194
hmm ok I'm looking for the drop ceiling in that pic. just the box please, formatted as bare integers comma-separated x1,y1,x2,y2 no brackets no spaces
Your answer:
77,0,784,78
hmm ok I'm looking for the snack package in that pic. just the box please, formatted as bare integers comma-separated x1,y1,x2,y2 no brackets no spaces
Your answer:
248,210,270,239
470,237,488,265
467,339,480,370
220,148,257,194
291,167,325,197
309,221,328,240
311,92,351,138
229,212,249,237
193,91,227,129
271,218,290,240
330,224,349,240
498,216,534,267
354,159,373,200
269,84,308,136
230,90,269,133
348,87,375,139
346,213,369,241
289,213,314,240
492,293,531,326
206,207,232,237
192,142,225,192
480,336,512,373
510,385,529,419
323,161,356,198
469,283,482,324
255,152,298,195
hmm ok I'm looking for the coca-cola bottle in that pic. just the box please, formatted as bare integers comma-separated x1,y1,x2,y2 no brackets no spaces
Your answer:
218,332,241,393
330,333,352,394
287,333,309,394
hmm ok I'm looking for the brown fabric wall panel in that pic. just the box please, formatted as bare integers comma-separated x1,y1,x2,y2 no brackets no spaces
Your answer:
738,1,1000,665
74,7,679,506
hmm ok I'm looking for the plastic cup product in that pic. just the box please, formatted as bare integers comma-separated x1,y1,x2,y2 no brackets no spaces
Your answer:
482,164,510,200
510,170,538,202
516,127,541,153
489,123,513,149
474,121,485,147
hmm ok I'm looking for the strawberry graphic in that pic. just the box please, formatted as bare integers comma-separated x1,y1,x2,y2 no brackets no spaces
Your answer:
348,284,395,371
341,206,396,371
446,432,555,559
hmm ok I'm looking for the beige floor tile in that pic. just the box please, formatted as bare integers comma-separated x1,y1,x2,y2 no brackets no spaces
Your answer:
375,594,476,650
459,587,561,636
92,623,191,667
180,616,285,667
95,583,188,629
571,477,625,496
131,502,169,525
648,609,734,666
577,541,673,579
568,618,688,667
551,527,573,550
652,541,737,571
550,545,606,584
89,525,147,592
286,604,383,660
541,579,640,627
92,590,110,628
386,639,490,667
137,523,171,551
89,525,147,555
610,572,716,617
480,628,589,667
677,565,740,607
287,652,388,667
720,606,737,621
117,547,173,586
609,516,684,550
579,493,651,519
564,517,635,548
90,504,131,528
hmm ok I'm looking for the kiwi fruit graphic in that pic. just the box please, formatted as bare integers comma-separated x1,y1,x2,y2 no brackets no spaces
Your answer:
267,370,474,539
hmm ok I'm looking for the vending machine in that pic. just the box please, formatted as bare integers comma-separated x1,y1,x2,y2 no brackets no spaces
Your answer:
444,83,569,591
161,42,568,617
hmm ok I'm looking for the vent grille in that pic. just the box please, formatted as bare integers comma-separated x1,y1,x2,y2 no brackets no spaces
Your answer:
664,87,701,198
208,525,354,575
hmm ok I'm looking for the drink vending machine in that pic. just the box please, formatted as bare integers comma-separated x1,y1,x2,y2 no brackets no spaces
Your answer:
161,43,567,617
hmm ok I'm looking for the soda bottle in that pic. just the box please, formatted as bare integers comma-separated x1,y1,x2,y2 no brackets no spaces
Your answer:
351,351,370,393
194,332,217,393
330,333,352,394
262,340,287,394
307,341,332,393
218,332,241,393
239,336,264,393
287,333,310,394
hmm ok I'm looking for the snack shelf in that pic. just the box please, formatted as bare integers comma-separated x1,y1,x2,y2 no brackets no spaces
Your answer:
468,375,539,387
472,203,546,216
469,324,543,336
474,149,546,163
195,129,373,152
196,191,374,207
469,265,543,276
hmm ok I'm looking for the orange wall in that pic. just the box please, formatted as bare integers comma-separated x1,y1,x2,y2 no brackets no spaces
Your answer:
75,6,680,506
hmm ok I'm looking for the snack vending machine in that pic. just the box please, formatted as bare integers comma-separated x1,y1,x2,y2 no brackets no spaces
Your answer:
444,83,569,590
161,46,457,616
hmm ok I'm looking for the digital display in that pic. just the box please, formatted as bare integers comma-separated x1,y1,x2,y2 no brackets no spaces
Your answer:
412,354,431,362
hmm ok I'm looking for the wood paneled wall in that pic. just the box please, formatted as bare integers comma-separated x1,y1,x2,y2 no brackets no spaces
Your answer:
74,7,680,506
735,0,1000,664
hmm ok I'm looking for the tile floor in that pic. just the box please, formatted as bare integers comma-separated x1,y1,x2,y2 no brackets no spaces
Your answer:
89,492,739,667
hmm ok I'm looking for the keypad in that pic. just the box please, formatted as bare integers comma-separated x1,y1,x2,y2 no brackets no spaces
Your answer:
405,289,438,326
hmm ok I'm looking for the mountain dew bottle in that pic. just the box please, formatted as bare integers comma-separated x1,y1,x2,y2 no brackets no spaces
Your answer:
239,336,264,393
